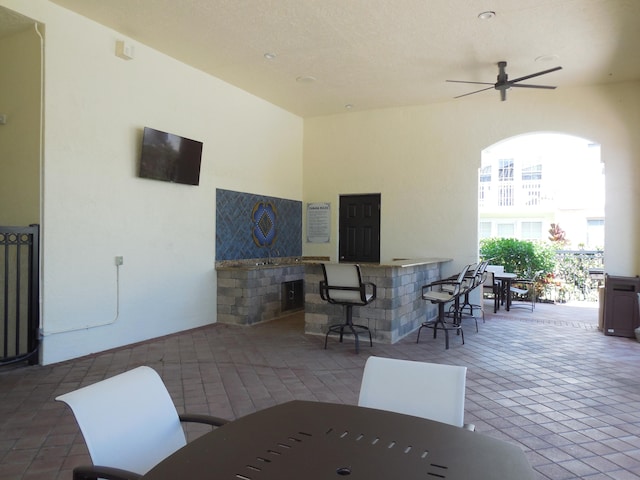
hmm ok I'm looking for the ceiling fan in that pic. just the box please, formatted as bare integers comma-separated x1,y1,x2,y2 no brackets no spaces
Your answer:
446,61,562,101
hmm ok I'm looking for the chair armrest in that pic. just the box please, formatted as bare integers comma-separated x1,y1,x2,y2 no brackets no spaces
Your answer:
363,282,377,300
73,465,142,480
320,281,376,304
319,280,329,300
179,412,229,427
422,279,462,295
423,278,460,288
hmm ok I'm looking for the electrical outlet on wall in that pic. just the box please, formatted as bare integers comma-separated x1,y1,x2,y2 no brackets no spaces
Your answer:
115,256,124,266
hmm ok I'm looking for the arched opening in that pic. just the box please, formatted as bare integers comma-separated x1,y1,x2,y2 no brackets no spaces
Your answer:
479,132,604,303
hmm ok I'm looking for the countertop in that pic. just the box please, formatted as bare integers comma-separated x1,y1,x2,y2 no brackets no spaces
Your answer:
378,257,453,268
216,257,451,270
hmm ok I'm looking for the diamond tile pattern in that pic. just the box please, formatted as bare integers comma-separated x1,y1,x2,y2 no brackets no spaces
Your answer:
1,301,639,480
216,188,302,261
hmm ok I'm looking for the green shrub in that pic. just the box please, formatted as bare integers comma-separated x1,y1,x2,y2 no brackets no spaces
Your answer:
553,250,603,301
479,238,556,278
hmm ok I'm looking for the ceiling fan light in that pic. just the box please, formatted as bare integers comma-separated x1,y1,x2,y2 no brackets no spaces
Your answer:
478,11,495,20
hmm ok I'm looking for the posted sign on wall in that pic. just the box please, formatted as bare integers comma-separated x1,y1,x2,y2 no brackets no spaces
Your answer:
306,202,331,243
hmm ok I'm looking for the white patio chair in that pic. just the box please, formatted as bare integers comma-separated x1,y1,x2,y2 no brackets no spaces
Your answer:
56,366,228,480
358,356,474,430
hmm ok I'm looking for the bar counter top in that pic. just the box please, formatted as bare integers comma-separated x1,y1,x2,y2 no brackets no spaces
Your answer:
216,257,451,270
364,257,452,268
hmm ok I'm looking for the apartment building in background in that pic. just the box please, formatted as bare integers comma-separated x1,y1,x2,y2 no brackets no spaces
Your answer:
479,134,605,249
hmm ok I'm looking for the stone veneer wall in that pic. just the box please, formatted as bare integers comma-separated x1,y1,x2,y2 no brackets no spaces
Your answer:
217,264,305,325
304,263,442,344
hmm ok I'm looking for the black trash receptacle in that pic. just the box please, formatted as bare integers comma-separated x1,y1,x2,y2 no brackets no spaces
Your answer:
603,274,640,337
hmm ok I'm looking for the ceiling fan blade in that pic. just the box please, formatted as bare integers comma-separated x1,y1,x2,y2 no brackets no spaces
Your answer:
510,83,557,89
446,80,495,85
453,86,495,99
509,66,562,84
500,88,506,102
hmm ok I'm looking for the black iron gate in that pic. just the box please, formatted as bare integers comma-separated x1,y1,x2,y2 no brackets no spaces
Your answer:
1,225,40,365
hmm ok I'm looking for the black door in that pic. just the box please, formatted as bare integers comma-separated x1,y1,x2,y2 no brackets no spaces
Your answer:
339,194,381,263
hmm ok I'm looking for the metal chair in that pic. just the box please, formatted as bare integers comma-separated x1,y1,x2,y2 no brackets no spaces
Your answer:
483,270,500,313
56,366,228,480
320,263,377,353
417,264,471,349
358,356,474,430
509,271,541,311
449,261,488,331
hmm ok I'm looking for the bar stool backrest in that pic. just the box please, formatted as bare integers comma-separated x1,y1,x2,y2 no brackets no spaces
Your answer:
321,263,371,304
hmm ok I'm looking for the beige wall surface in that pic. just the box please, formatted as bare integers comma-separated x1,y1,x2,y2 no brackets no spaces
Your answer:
1,0,303,364
0,26,41,225
303,82,640,277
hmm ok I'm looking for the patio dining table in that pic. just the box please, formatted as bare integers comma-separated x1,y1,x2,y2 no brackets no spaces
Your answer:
142,400,535,480
494,272,518,311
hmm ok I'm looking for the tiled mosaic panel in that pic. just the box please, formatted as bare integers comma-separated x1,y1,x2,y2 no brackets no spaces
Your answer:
216,189,302,261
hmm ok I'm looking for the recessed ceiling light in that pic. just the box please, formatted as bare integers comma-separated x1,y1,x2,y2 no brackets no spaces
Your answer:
264,52,276,60
344,104,354,110
296,75,316,83
478,11,495,20
535,54,560,63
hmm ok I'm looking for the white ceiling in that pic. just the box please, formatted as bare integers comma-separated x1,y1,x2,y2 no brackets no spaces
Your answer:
5,0,640,117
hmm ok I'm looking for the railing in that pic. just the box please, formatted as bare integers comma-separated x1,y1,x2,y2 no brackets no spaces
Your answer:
479,179,553,209
1,225,40,365
538,250,604,303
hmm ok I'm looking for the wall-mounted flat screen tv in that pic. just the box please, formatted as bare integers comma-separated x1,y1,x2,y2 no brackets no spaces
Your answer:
139,127,203,186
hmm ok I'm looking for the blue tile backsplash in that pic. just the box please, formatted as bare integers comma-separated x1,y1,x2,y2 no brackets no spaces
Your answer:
216,189,302,261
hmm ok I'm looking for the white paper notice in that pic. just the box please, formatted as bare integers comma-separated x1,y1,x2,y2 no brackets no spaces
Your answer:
307,203,331,243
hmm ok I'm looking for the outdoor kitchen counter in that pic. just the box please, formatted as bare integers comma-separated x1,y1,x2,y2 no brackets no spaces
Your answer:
304,258,452,344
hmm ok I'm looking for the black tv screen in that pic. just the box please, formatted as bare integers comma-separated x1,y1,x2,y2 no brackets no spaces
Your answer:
139,127,203,186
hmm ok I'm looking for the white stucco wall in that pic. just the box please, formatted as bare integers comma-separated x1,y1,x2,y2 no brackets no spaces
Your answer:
303,82,640,278
2,0,638,365
1,0,303,364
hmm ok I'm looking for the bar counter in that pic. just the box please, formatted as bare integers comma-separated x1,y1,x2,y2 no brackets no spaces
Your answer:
304,258,452,344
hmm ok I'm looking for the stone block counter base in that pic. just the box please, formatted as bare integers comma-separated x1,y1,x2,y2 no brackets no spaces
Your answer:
304,258,452,344
217,260,305,326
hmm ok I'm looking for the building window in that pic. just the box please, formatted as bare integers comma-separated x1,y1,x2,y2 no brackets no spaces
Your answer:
498,159,514,206
479,222,492,239
521,162,543,206
587,219,604,248
522,163,542,181
498,159,514,181
497,223,515,238
521,221,542,240
480,165,491,182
